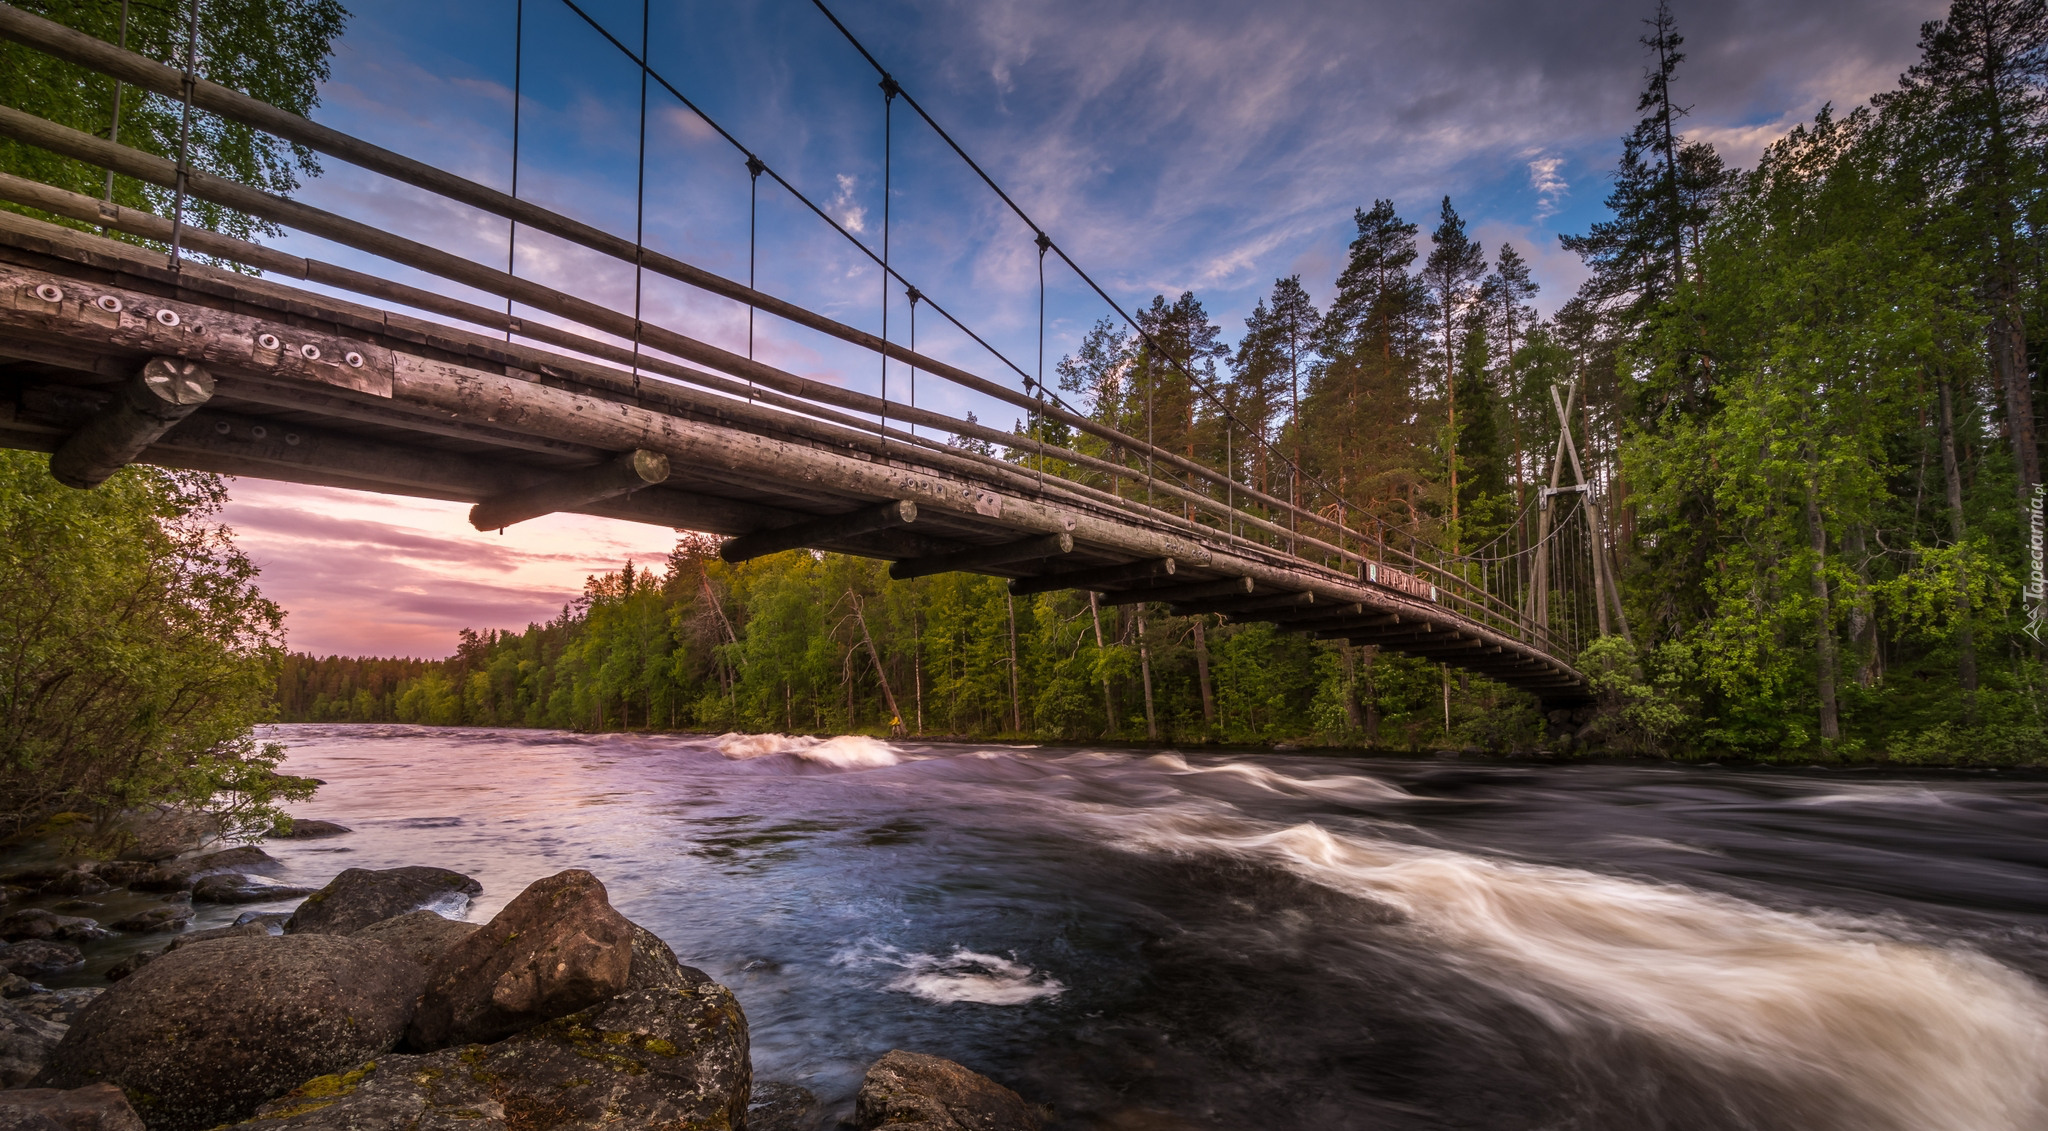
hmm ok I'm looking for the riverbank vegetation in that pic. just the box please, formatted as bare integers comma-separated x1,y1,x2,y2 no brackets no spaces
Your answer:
279,1,2048,763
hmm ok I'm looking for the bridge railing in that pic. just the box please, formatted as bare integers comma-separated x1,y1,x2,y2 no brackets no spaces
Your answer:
0,3,1583,667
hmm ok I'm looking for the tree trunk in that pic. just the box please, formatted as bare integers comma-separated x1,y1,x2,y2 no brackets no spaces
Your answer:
1994,311,2039,511
1843,525,1880,689
1191,617,1216,726
1006,591,1023,734
1090,592,1116,734
1941,380,1978,719
1138,614,1158,742
849,593,904,735
1803,471,1840,743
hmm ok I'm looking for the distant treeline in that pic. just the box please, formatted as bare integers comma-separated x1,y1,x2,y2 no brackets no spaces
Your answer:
274,539,1493,750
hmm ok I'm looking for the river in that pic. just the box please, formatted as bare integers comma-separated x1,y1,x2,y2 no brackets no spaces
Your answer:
106,726,2048,1128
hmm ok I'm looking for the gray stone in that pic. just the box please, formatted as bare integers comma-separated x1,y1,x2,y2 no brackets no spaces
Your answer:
284,867,481,936
106,907,187,934
270,819,351,839
855,1051,1043,1131
349,910,477,970
405,870,633,1051
100,953,152,984
35,934,425,1131
0,912,107,945
190,875,315,904
0,974,31,998
0,999,66,1088
0,1084,146,1131
239,970,749,1130
0,942,84,979
127,846,276,894
36,873,109,899
163,922,275,952
0,886,29,907
11,989,101,1028
751,1082,824,1131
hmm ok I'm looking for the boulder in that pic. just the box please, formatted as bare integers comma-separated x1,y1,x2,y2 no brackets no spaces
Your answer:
0,999,66,1088
0,886,29,907
284,866,481,936
750,1081,824,1131
0,943,84,979
405,870,632,1051
34,934,425,1131
106,907,187,934
0,869,72,890
37,872,109,899
0,912,107,944
10,990,101,1028
239,967,749,1130
349,910,477,969
127,847,275,894
190,875,315,904
0,974,31,999
270,819,350,840
854,1051,1043,1131
85,863,151,888
0,1084,146,1131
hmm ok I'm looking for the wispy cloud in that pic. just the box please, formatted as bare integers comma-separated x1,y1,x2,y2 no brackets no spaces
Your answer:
1527,154,1569,221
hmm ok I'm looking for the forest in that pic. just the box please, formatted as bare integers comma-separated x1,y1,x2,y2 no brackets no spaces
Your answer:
277,0,2048,762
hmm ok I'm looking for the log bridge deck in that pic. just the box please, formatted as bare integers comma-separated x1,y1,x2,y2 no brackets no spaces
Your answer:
0,216,1586,702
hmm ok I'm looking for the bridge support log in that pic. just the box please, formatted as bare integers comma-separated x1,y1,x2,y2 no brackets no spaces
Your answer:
888,532,1073,581
1099,577,1252,607
1173,590,1315,616
722,500,917,564
1009,557,1175,597
469,448,669,531
49,357,213,488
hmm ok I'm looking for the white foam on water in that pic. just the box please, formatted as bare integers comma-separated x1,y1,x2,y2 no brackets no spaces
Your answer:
1140,752,1417,803
1115,814,2048,1131
839,942,1064,1006
710,732,900,769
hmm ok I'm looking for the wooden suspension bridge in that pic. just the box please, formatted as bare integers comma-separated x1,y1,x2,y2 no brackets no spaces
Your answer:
0,3,1626,706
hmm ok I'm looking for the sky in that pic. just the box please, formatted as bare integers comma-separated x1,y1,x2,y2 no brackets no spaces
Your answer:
218,0,1949,657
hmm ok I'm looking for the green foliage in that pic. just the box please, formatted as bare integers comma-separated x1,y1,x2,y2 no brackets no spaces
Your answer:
0,450,313,839
0,0,349,248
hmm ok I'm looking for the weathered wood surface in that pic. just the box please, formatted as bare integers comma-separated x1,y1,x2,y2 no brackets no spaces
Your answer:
49,356,212,487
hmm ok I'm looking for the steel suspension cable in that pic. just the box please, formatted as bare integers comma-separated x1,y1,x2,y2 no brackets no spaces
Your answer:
166,0,198,269
629,0,649,391
506,0,523,343
806,0,1379,550
880,74,897,447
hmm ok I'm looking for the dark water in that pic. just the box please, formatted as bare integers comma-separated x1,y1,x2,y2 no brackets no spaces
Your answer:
70,727,2048,1129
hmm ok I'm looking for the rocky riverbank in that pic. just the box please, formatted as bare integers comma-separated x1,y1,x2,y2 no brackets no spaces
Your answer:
0,824,1044,1131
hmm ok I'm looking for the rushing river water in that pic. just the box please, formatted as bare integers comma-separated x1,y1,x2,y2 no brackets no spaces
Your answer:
68,726,2048,1129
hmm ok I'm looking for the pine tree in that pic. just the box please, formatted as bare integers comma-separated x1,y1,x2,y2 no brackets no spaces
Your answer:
1422,197,1487,535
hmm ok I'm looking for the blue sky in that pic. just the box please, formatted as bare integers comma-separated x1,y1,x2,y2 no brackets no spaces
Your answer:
222,0,1949,655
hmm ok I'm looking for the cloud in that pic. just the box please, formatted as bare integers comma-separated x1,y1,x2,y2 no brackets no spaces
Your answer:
832,173,868,235
1527,155,1569,221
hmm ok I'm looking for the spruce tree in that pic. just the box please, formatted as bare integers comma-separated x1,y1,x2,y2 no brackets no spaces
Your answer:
1422,197,1487,534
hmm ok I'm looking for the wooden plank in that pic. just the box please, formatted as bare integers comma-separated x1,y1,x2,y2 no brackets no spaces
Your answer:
1010,557,1175,597
1097,577,1252,606
888,532,1073,580
721,500,918,564
470,449,669,531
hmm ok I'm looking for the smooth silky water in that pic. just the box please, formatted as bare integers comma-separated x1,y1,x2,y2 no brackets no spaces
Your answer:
160,726,2048,1128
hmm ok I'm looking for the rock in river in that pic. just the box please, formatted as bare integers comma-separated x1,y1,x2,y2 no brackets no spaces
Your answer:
241,963,749,1130
126,847,276,894
106,907,187,934
0,912,107,945
0,1083,147,1131
269,819,351,840
405,869,632,1051
0,942,84,980
855,1050,1043,1131
189,875,315,905
34,934,425,1131
284,866,481,936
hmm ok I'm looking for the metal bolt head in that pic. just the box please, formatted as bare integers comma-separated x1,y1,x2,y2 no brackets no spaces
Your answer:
250,425,268,440
284,432,301,446
344,351,364,368
257,333,281,351
33,284,62,303
213,420,231,435
299,344,321,361
155,309,181,328
94,295,123,314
